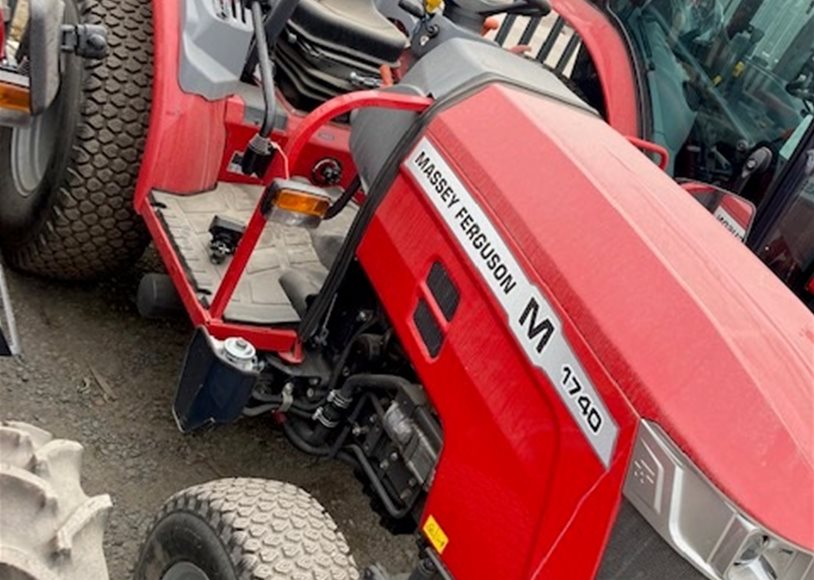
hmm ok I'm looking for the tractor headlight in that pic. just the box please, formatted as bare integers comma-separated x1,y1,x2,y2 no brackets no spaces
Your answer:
623,421,814,580
727,533,804,580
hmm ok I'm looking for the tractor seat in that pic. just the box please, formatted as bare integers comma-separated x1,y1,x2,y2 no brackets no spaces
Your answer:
288,0,407,65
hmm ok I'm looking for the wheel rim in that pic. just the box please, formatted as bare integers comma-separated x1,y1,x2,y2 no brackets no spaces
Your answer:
161,561,211,580
10,102,60,196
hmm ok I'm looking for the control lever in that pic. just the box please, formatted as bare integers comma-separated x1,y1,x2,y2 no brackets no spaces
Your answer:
241,0,300,177
479,0,551,17
398,0,425,18
733,147,773,198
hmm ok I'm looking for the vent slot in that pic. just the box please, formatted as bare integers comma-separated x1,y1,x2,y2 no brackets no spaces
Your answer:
426,262,459,322
216,0,249,24
414,299,443,358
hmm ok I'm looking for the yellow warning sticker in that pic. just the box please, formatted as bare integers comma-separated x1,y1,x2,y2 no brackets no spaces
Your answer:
422,515,449,554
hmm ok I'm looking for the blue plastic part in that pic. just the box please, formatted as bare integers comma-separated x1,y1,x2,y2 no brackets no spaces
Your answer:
173,328,258,432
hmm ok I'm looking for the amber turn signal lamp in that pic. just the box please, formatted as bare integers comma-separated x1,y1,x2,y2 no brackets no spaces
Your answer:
264,179,333,229
0,79,30,113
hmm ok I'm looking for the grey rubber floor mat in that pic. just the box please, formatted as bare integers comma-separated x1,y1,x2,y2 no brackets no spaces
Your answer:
152,183,355,325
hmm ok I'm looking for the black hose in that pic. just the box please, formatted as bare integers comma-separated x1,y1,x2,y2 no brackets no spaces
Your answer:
335,374,407,399
283,421,331,456
325,175,361,220
285,375,402,453
327,391,380,457
325,316,380,393
339,445,412,519
249,0,277,137
242,403,278,417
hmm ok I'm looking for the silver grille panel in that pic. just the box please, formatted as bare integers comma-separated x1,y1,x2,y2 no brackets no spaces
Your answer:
598,499,705,579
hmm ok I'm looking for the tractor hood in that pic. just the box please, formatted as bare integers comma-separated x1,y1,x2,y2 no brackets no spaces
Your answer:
428,84,814,550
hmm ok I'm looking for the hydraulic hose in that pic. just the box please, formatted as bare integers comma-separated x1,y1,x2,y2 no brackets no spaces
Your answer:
286,374,405,448
339,444,413,519
283,421,331,456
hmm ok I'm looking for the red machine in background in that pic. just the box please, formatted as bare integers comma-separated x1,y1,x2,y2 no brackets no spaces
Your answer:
0,1,812,579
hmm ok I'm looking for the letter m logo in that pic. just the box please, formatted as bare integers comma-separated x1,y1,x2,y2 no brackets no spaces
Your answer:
519,297,555,354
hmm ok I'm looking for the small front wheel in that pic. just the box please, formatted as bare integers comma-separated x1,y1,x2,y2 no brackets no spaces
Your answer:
135,478,359,580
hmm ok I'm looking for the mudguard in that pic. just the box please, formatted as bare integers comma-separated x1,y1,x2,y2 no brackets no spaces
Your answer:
173,328,259,432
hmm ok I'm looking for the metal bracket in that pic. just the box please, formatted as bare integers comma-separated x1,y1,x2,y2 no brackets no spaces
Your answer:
0,264,20,356
60,23,108,59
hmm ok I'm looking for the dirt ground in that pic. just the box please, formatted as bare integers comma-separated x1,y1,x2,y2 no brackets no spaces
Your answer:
0,255,414,578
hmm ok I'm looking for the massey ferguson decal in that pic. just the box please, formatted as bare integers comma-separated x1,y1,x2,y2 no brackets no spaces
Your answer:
406,138,619,467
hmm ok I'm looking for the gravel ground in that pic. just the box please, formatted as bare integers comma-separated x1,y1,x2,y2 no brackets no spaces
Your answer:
0,256,414,578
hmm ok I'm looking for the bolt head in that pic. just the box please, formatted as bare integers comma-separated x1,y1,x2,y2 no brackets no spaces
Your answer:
223,336,256,361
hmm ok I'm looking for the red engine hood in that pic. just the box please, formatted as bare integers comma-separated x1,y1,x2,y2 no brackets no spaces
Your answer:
434,85,814,549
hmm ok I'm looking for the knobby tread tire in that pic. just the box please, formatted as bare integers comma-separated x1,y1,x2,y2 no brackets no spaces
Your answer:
3,0,153,280
137,478,360,580
0,421,111,580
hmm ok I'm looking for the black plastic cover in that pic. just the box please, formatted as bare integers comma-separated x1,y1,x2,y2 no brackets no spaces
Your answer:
350,38,597,190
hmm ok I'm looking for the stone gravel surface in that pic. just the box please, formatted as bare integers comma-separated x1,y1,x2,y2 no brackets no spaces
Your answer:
0,256,414,579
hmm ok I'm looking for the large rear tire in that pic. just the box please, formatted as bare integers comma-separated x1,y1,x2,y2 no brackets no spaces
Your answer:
0,421,111,580
0,0,152,280
135,478,360,580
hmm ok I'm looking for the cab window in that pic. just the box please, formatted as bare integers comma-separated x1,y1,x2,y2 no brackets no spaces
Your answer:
608,0,814,198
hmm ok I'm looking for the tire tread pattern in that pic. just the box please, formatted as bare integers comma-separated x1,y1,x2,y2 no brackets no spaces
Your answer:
7,0,153,279
0,421,111,580
146,478,361,580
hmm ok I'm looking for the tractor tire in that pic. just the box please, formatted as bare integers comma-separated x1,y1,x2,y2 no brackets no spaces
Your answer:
0,0,152,280
0,421,112,580
135,478,360,580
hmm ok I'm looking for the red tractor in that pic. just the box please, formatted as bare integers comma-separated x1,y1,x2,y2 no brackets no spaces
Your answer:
490,0,814,306
0,1,812,579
